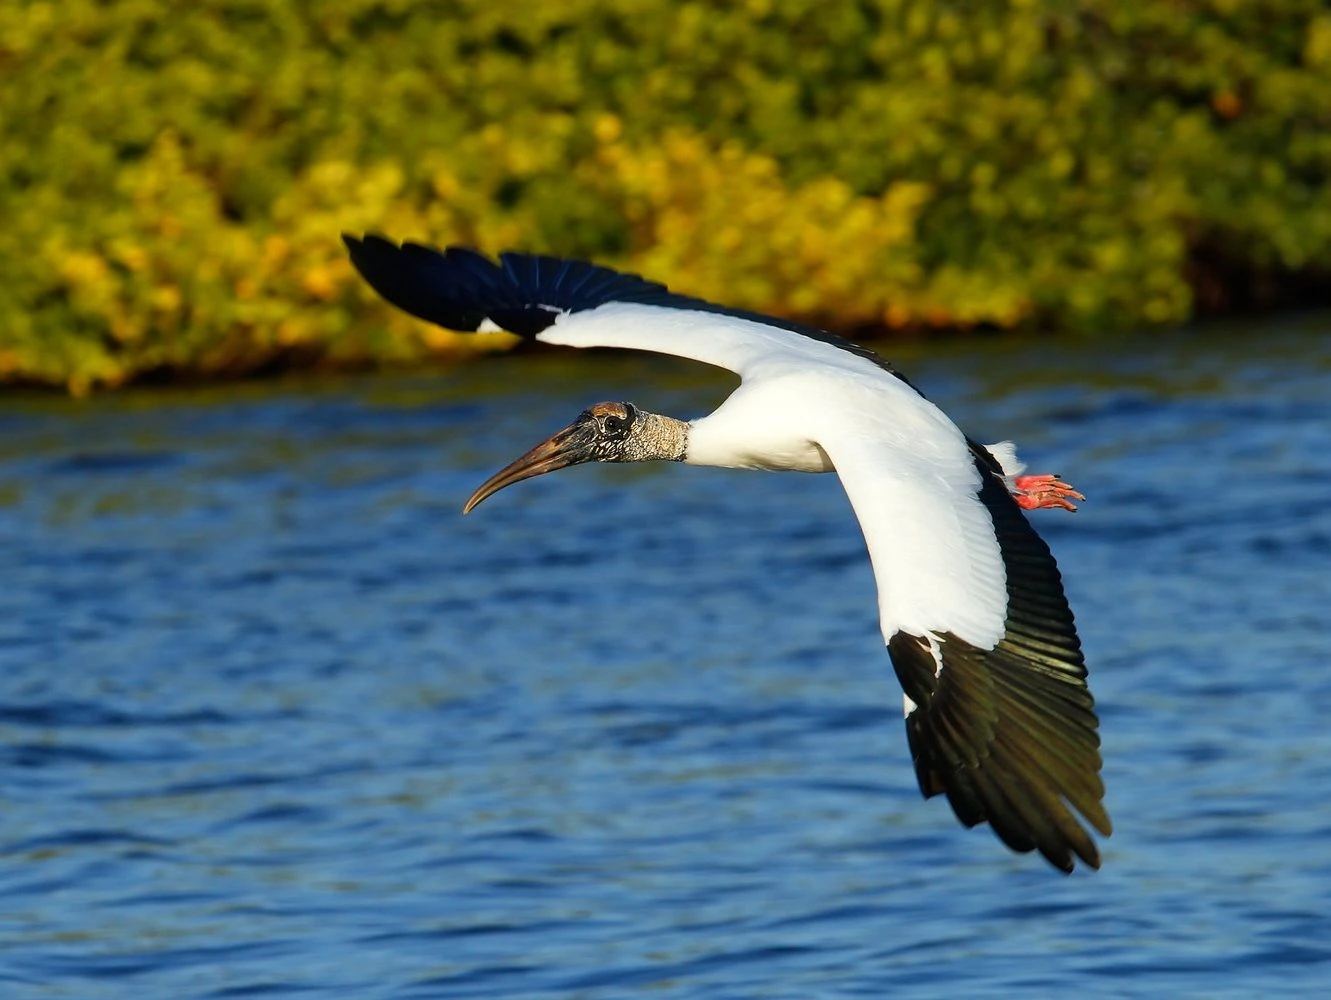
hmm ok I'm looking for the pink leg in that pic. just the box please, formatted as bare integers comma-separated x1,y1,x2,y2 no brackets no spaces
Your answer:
1013,474,1085,512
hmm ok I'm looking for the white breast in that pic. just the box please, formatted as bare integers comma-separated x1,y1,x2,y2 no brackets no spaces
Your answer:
688,368,1009,650
684,377,837,472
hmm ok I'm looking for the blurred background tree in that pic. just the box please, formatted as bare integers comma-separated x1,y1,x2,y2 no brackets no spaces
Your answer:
1,0,1327,391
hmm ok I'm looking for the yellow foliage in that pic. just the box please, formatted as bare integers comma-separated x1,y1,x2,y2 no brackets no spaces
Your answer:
0,0,1327,390
570,129,938,327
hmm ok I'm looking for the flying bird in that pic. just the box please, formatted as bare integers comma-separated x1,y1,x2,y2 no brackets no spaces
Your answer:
344,234,1111,872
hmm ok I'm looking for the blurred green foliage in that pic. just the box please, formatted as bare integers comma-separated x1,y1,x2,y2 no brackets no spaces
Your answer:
1,0,1328,390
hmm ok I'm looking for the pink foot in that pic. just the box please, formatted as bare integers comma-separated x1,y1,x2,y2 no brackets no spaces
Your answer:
1013,474,1085,512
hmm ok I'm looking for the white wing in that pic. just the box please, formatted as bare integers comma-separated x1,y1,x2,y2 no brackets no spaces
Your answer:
537,301,875,381
816,412,1009,650
844,426,1110,872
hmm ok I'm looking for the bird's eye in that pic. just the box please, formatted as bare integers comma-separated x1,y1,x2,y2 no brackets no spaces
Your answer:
603,415,625,435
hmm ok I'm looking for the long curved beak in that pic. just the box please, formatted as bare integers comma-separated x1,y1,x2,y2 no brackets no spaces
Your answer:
463,418,596,514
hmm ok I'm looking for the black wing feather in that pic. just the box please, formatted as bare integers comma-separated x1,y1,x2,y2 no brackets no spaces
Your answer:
887,449,1110,873
343,234,919,385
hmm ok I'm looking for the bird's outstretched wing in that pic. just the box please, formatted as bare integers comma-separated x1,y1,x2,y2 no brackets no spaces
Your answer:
343,235,913,382
822,425,1110,872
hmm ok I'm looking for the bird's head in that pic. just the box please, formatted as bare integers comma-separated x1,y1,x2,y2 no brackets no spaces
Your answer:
464,401,673,514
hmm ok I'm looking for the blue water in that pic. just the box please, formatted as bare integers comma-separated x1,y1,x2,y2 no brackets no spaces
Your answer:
2,318,1330,998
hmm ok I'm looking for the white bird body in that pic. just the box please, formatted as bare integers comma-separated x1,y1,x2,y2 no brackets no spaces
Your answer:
344,235,1110,873
538,300,857,377
687,371,1009,649
686,376,838,473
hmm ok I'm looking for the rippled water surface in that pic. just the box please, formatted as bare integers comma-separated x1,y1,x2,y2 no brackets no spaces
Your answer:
3,318,1331,998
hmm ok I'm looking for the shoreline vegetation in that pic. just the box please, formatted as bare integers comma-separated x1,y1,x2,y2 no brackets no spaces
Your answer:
2,1,1328,394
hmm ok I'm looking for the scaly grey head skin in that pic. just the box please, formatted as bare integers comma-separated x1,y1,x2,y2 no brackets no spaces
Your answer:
463,401,688,514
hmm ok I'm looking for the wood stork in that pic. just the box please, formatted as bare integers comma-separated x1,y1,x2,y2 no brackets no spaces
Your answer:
344,234,1111,873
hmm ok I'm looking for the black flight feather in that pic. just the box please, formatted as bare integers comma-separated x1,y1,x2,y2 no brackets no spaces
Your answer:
343,234,918,384
887,450,1110,873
